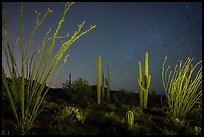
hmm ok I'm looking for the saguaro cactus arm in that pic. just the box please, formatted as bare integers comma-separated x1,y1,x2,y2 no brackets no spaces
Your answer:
145,52,148,76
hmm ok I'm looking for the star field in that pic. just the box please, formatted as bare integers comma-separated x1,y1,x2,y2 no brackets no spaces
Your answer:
2,2,202,94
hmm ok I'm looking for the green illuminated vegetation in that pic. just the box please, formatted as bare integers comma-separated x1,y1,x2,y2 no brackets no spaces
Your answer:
125,110,134,130
96,56,111,104
2,2,202,136
162,56,202,119
97,56,101,104
138,52,151,109
2,2,95,135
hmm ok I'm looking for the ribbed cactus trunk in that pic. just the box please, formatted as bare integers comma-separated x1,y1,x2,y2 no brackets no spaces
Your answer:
125,110,134,130
138,62,143,108
138,52,151,109
107,65,110,101
97,56,101,104
102,73,105,103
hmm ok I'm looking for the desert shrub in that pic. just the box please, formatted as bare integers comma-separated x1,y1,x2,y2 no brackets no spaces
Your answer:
2,130,10,135
62,78,93,106
48,105,87,135
165,117,191,135
112,89,137,106
104,112,120,122
104,103,117,112
149,106,166,117
185,104,202,128
148,93,162,107
2,89,12,117
48,118,74,135
41,101,62,115
131,122,143,135
161,127,177,135
103,111,126,134
61,106,88,124
185,126,202,135
119,104,131,112
131,106,143,121
132,122,154,135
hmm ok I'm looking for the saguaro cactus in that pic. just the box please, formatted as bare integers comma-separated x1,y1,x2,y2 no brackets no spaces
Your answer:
97,56,101,104
138,52,151,109
105,65,110,101
68,73,72,85
125,110,134,130
102,72,105,102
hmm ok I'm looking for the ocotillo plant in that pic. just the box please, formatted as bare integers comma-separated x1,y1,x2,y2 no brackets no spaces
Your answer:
162,56,202,118
125,110,134,130
102,72,105,102
97,56,101,104
105,65,110,101
138,52,151,109
2,2,95,135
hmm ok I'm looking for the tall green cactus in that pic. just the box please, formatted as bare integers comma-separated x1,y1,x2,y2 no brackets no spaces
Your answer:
138,52,151,109
105,65,110,101
102,72,105,102
97,56,101,104
125,110,134,130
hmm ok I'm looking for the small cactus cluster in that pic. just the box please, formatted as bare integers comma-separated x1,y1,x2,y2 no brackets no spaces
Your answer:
97,56,111,104
138,52,151,109
125,110,134,130
61,106,87,124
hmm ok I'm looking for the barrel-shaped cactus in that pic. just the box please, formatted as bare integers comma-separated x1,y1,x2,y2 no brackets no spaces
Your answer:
125,110,134,130
138,52,151,109
97,56,101,104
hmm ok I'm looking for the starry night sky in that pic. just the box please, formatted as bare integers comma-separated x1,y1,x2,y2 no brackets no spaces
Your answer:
2,2,202,94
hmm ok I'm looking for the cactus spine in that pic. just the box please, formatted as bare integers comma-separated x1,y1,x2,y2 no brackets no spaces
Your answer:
138,52,151,109
125,110,134,130
106,65,110,101
102,72,105,102
97,56,101,104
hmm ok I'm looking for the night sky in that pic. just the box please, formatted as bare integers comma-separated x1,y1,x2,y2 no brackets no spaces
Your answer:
2,2,202,94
